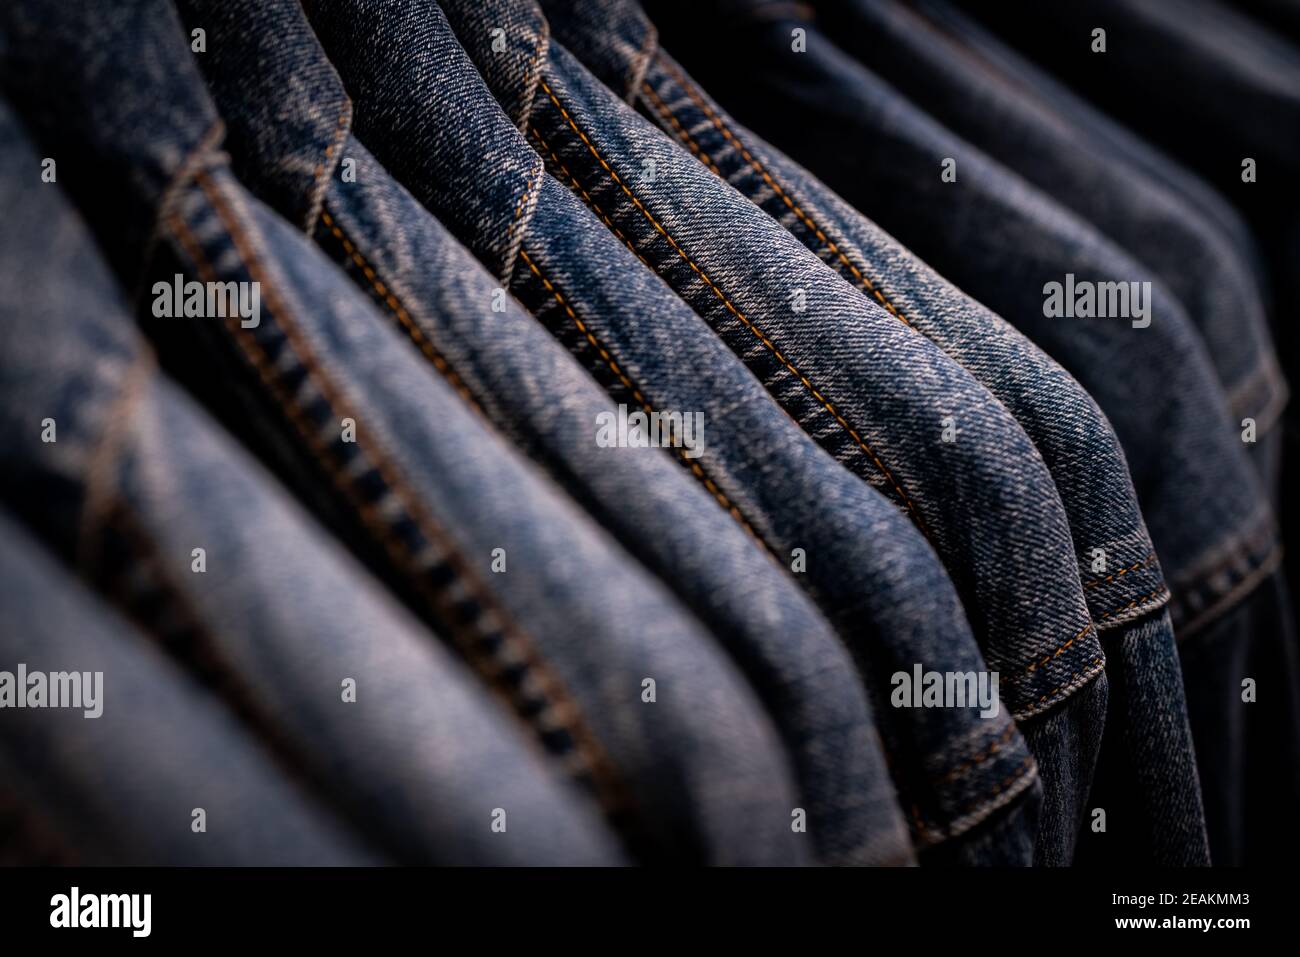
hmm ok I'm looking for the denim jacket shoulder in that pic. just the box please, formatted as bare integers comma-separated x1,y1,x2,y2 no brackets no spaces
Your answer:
178,0,911,867
0,94,627,866
458,2,1102,718
0,0,807,865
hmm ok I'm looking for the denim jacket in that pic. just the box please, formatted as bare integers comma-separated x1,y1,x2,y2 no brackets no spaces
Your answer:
171,0,912,867
0,0,808,865
640,0,1294,865
303,0,1050,863
542,0,1212,865
434,0,1124,863
0,95,631,866
815,0,1286,491
948,0,1300,868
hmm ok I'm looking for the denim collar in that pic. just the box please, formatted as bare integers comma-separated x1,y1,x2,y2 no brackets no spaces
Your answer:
444,0,660,106
534,0,661,101
0,0,222,282
175,0,352,232
437,0,553,130
303,0,545,280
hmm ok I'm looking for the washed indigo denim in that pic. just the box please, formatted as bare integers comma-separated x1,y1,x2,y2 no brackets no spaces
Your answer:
173,0,901,867
438,0,1114,863
0,512,378,865
815,0,1286,495
0,97,628,866
544,0,1208,867
0,0,807,865
306,0,1046,863
641,0,1297,865
948,0,1300,863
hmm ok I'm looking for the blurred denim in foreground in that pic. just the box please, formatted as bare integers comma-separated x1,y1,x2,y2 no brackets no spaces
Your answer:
0,95,627,866
0,0,809,865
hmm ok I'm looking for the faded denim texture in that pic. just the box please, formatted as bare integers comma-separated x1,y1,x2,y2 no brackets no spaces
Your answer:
439,0,1114,863
0,0,809,866
641,0,1296,865
860,0,1300,869
816,0,1285,494
175,0,899,867
0,95,626,866
546,0,1208,865
0,511,378,866
305,0,1049,864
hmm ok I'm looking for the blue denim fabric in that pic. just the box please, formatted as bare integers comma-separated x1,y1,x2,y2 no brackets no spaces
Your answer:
437,0,1114,863
0,0,808,865
0,511,378,866
305,0,1044,863
1177,570,1300,864
815,0,1286,495
948,0,1300,864
0,95,627,866
541,0,1208,866
952,4,1300,609
174,0,899,867
640,0,1296,865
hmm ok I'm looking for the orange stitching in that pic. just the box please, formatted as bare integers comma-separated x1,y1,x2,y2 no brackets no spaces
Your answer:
1033,656,1105,708
310,106,350,201
638,81,723,176
652,58,912,327
530,128,651,269
173,172,629,817
921,753,1037,846
519,251,649,406
171,210,515,688
514,13,550,135
505,160,543,253
1083,552,1156,589
319,207,483,415
518,247,769,551
1098,587,1170,623
988,755,1036,804
1011,579,1166,683
939,722,1017,785
1018,620,1095,677
536,76,928,532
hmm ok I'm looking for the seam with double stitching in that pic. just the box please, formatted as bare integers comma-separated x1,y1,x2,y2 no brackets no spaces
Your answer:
532,74,930,537
515,245,775,558
645,55,915,328
164,169,633,827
